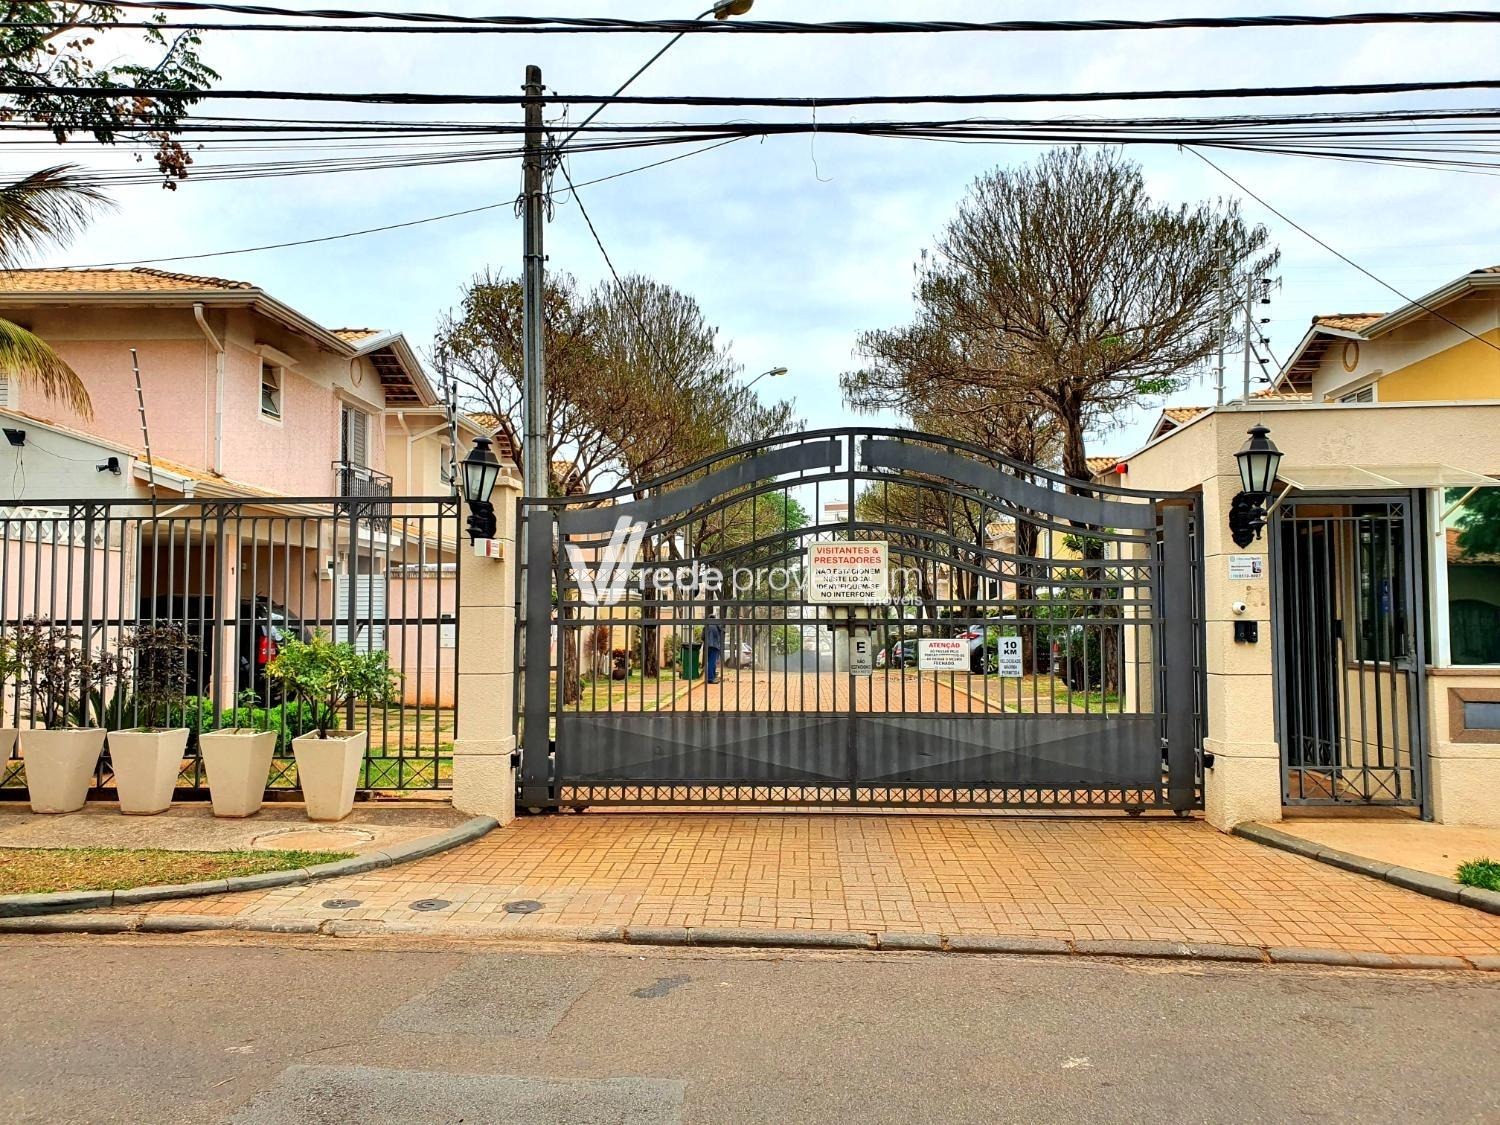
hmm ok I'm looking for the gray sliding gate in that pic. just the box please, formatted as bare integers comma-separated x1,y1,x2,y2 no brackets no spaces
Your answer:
518,429,1204,812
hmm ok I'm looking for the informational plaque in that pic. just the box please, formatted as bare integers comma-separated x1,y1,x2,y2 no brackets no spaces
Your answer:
996,635,1023,677
806,542,889,604
918,638,969,672
1228,555,1264,580
850,632,874,677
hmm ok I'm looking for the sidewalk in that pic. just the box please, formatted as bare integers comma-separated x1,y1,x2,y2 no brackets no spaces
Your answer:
0,801,468,857
1268,815,1500,880
105,813,1500,959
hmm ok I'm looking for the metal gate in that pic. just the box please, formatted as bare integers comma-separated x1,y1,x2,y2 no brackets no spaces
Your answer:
1272,494,1428,813
518,429,1204,811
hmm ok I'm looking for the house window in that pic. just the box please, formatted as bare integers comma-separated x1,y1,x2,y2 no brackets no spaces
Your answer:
1441,486,1500,665
260,362,283,420
1340,384,1376,404
340,404,369,467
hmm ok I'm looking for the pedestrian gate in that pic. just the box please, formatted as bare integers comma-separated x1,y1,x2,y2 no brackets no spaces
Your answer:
518,429,1204,812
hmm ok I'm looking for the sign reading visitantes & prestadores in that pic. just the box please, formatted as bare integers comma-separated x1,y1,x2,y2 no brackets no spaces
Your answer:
806,541,890,604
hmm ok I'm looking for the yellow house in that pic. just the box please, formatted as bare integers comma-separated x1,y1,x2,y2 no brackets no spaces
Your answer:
1102,265,1500,830
1273,265,1500,403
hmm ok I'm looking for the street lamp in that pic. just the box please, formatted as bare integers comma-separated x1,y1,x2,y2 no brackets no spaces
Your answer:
1229,424,1284,548
460,437,502,541
712,0,755,16
743,366,789,392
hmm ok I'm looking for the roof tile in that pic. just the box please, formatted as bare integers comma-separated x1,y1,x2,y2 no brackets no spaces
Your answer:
1312,312,1383,332
0,267,257,293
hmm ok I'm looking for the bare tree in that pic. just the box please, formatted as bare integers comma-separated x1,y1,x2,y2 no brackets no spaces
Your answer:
853,146,1276,485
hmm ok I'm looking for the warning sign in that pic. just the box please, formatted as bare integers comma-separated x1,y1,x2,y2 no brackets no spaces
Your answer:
806,541,889,605
918,638,969,672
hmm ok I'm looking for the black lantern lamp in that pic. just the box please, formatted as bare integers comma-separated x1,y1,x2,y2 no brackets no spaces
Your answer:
461,437,502,541
1229,424,1283,548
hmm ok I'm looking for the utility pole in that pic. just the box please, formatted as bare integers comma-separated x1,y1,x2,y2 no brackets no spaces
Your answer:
521,64,549,501
1241,270,1254,405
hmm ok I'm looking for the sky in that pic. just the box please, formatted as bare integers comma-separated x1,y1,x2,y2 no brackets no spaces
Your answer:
12,0,1500,464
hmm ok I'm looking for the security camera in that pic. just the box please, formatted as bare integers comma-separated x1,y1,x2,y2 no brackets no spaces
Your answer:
96,456,121,475
1231,601,1248,616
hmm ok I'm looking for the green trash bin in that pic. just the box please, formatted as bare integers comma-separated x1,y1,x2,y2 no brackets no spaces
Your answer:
679,642,704,680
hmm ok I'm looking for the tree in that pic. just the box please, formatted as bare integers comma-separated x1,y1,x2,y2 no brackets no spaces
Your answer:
857,146,1277,485
0,165,109,415
1,4,218,186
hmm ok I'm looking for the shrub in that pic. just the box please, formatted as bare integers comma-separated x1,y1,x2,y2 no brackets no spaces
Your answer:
265,631,399,740
121,623,193,731
10,617,127,729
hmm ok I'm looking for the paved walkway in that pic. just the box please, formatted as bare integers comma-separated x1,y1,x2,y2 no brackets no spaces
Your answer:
1270,815,1500,880
0,801,466,855
121,814,1500,958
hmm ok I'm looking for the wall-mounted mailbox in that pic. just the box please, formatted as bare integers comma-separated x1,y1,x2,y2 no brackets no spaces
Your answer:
1234,620,1259,644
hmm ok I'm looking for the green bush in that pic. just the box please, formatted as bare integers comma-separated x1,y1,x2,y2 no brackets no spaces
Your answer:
1456,858,1500,892
265,632,399,739
172,695,333,753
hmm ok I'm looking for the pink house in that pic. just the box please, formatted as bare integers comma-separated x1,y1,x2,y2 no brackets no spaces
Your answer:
0,268,510,718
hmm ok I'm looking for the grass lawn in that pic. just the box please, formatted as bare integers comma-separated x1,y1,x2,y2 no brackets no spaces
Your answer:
0,847,353,896
1456,858,1500,892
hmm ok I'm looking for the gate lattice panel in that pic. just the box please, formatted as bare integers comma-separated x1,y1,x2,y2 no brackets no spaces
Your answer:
518,429,1204,811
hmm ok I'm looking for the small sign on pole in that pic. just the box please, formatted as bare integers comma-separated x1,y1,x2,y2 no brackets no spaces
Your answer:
807,541,889,605
474,538,503,560
850,630,874,677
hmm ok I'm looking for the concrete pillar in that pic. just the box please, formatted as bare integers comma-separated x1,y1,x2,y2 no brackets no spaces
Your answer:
451,471,521,824
1199,437,1282,830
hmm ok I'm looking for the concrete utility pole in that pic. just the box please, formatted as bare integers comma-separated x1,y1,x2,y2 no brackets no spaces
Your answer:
521,64,549,501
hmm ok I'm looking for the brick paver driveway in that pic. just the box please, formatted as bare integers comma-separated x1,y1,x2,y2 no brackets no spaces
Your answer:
132,814,1500,959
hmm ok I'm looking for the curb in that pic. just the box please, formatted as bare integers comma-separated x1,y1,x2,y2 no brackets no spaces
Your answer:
0,913,1494,971
0,815,500,918
1232,823,1500,918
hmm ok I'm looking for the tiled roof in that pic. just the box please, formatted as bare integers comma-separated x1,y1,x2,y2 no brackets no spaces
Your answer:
331,327,383,343
1086,456,1120,475
1162,406,1208,425
1312,313,1383,333
0,267,256,292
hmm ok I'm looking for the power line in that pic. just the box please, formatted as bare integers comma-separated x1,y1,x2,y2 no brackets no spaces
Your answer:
7,77,1500,108
71,4,1500,35
1187,146,1500,355
55,136,744,268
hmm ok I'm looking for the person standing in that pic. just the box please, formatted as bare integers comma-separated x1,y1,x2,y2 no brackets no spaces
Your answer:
704,615,724,685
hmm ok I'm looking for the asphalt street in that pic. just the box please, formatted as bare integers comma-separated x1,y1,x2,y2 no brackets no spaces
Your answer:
2,935,1497,1124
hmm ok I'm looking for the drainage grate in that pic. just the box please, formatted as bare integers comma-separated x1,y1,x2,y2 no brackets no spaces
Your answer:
410,899,452,912
322,899,362,910
502,900,544,915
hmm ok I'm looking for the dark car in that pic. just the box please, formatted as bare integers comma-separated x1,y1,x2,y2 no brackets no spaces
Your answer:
876,638,920,669
137,595,305,697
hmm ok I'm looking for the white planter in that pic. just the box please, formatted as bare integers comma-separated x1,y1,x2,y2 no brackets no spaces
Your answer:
20,728,105,814
0,727,15,764
291,730,368,822
199,729,277,818
108,728,189,815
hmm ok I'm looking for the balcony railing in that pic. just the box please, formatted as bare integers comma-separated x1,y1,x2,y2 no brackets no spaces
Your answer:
334,461,393,498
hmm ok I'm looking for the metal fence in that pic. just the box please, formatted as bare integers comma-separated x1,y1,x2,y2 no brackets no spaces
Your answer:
0,495,460,798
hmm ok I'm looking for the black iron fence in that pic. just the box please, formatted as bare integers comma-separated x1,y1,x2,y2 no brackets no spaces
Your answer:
0,495,460,797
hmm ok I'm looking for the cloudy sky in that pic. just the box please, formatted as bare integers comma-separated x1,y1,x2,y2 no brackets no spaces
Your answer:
14,0,1500,462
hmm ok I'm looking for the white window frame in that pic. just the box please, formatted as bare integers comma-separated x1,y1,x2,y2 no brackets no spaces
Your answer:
259,360,283,422
1428,485,1500,668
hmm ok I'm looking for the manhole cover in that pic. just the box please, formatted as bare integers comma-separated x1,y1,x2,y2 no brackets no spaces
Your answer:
503,900,544,915
322,899,362,910
410,899,452,912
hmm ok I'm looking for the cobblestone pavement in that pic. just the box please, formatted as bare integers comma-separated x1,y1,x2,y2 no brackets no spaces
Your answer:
125,814,1500,958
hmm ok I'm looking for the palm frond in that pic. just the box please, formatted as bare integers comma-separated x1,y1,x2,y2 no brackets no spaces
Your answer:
0,318,93,419
0,166,113,270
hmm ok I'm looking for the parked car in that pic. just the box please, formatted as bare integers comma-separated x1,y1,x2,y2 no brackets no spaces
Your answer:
137,595,306,697
954,626,1000,674
877,639,920,669
724,640,754,669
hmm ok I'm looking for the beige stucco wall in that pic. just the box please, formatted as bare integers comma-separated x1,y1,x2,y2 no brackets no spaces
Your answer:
1115,401,1500,828
1427,670,1500,828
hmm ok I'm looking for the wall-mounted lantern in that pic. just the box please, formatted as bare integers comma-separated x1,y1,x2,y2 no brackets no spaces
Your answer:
1229,424,1283,548
460,437,502,541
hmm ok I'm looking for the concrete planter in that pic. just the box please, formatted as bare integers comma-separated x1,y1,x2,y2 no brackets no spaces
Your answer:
20,728,105,814
0,728,15,765
108,728,189,815
199,729,277,818
291,730,367,822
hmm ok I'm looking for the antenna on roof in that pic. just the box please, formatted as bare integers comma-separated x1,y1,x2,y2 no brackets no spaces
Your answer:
130,348,158,514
